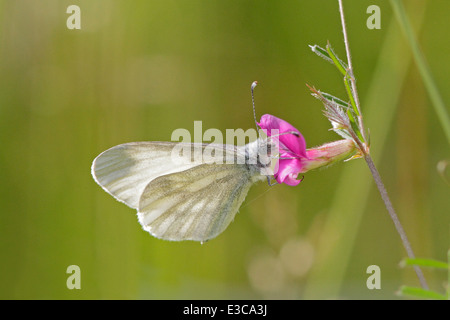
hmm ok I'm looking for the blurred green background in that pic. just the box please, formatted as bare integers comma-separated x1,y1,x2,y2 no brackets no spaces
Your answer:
0,0,448,299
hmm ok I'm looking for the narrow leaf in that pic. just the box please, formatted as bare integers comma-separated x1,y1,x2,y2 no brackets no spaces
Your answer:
399,257,449,270
332,128,353,140
347,108,364,142
321,92,349,109
448,249,450,300
326,43,348,76
397,286,447,300
344,77,359,116
309,45,333,64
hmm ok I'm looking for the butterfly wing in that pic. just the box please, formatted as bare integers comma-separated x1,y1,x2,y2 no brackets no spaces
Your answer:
92,142,214,209
138,163,260,241
91,141,245,208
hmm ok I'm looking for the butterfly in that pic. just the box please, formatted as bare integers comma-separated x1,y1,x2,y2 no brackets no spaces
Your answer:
91,82,304,242
91,138,278,242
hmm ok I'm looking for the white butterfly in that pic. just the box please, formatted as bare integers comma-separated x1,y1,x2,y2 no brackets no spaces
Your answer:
91,138,278,242
90,82,305,242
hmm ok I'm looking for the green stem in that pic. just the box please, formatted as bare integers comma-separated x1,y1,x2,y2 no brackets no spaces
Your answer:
339,0,428,290
390,0,450,145
304,7,427,298
338,0,367,144
448,249,450,300
365,155,428,290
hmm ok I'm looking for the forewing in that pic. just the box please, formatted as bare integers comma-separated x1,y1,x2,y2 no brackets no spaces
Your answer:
138,163,255,242
91,141,241,209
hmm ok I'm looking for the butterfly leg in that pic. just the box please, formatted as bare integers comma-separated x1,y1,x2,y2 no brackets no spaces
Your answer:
266,175,304,186
266,176,278,186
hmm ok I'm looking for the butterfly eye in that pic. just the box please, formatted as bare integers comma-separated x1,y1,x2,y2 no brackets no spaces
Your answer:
265,140,280,157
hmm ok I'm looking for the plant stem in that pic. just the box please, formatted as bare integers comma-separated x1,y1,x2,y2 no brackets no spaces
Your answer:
338,0,428,289
365,155,428,289
447,249,450,299
390,0,450,146
338,0,367,145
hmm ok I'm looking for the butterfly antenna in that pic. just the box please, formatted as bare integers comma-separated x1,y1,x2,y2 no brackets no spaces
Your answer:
251,81,259,132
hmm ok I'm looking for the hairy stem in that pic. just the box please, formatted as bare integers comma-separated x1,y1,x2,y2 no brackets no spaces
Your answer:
338,0,428,289
365,155,428,289
338,0,367,144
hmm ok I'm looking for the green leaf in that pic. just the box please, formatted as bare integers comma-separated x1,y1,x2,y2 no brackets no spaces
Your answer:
309,45,333,64
326,43,348,76
321,92,349,109
391,0,450,146
347,108,364,142
397,286,447,300
333,128,353,140
344,77,359,116
399,258,449,270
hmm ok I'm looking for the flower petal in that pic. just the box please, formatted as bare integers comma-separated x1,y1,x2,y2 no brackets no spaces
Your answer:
258,114,307,158
275,158,304,186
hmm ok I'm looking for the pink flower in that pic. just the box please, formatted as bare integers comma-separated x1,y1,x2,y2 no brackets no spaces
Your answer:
258,114,307,186
258,114,357,186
